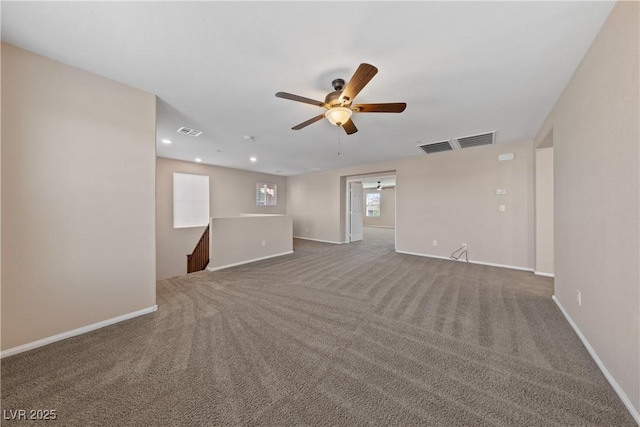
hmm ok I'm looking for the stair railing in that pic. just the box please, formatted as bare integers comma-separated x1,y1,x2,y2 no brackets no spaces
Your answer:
187,224,210,273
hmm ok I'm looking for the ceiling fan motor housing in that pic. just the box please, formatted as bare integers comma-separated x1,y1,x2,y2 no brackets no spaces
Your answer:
324,90,344,106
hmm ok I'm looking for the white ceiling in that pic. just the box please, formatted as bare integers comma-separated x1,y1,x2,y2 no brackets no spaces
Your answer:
1,1,614,176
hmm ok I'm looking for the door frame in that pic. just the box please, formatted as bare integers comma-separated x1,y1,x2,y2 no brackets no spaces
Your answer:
344,174,397,245
534,127,554,281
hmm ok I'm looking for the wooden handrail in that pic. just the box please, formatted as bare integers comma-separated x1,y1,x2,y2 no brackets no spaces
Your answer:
187,224,210,274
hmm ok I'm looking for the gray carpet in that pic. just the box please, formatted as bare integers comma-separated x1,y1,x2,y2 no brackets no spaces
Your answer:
1,227,635,426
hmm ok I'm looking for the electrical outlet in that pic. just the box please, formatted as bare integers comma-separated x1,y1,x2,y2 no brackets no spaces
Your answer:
499,204,506,212
577,290,581,306
433,240,437,246
261,240,266,247
462,243,467,249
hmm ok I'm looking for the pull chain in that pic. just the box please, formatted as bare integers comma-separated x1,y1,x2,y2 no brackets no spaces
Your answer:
337,126,342,156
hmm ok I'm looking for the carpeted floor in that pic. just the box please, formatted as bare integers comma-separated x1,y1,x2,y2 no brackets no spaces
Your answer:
1,227,635,426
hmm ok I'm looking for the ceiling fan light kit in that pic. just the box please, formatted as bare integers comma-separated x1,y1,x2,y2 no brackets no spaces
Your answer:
325,107,352,127
275,63,406,135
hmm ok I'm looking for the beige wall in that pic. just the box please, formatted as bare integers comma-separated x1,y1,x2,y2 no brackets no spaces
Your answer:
156,157,287,280
209,215,292,270
534,147,554,275
1,44,157,351
0,42,3,352
363,188,395,228
288,140,534,269
534,1,639,414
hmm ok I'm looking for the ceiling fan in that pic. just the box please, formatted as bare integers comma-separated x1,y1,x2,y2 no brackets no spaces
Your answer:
275,63,406,135
375,181,395,190
370,181,395,190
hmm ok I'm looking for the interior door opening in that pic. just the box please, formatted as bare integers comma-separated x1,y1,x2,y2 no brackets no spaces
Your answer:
345,174,396,247
535,129,554,284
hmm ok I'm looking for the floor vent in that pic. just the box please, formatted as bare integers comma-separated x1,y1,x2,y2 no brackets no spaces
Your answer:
177,126,203,137
456,131,495,149
418,141,453,154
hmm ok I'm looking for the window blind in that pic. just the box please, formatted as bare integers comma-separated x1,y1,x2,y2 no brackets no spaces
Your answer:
173,173,209,228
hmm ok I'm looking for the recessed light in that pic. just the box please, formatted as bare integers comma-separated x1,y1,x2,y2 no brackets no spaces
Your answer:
195,158,202,163
250,157,257,162
161,139,172,144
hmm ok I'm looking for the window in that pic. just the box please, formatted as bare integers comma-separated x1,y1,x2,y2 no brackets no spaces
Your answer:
366,192,380,217
173,173,209,228
256,182,277,206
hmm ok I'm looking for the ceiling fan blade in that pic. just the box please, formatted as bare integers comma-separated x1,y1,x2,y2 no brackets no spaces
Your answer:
339,63,378,104
276,92,326,107
353,102,407,113
342,118,358,135
292,114,325,130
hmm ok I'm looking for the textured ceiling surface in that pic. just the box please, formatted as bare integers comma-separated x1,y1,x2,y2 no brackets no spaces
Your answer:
2,1,614,175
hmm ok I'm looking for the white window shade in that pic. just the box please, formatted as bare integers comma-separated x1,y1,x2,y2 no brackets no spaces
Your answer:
173,173,209,228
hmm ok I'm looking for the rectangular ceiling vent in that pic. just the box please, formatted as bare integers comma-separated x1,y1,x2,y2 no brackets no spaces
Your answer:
418,141,454,154
456,131,495,149
177,126,203,137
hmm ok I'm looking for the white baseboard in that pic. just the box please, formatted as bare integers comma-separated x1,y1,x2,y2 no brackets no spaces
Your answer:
293,236,344,245
364,225,395,229
534,271,555,278
207,251,294,272
395,250,533,272
396,251,452,261
553,295,639,424
1,305,158,359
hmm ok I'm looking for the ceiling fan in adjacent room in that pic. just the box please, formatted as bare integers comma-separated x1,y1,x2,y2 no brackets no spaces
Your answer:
374,181,395,190
275,63,406,135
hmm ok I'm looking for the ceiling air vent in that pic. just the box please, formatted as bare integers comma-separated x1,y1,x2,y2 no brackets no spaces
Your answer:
456,131,495,149
177,126,203,137
418,141,454,154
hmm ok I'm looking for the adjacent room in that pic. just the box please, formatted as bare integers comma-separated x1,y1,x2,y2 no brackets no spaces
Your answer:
1,1,638,426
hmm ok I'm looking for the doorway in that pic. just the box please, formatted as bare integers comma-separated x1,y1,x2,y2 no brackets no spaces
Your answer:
535,129,554,279
345,174,396,247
